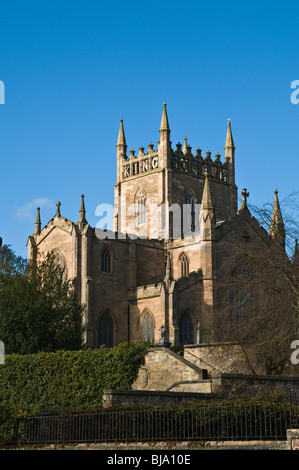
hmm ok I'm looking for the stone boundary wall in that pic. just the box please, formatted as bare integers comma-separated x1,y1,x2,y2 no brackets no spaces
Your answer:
184,343,254,375
103,370,299,408
287,429,299,450
166,380,212,393
8,429,299,450
212,373,299,400
102,389,220,408
7,440,291,450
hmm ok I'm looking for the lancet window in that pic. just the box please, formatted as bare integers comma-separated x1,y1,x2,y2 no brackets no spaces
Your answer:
141,311,155,344
98,312,114,348
179,312,194,345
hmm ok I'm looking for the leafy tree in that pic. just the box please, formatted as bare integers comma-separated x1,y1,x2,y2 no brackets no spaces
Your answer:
0,242,27,277
0,250,85,354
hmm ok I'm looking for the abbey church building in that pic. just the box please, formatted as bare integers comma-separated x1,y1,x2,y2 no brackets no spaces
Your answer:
27,103,288,349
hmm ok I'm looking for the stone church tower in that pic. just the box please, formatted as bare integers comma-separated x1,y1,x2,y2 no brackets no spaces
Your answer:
114,103,237,239
27,103,290,349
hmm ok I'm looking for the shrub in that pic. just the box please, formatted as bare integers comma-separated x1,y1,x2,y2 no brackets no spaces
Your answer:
0,341,149,441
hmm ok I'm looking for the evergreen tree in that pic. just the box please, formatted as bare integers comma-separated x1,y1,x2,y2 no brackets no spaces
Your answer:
0,248,84,354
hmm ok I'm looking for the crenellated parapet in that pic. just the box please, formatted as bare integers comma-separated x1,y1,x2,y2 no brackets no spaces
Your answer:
120,142,159,180
170,142,229,182
120,139,229,183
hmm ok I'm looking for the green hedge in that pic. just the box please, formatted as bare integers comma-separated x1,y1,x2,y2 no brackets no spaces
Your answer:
0,341,149,416
0,341,149,444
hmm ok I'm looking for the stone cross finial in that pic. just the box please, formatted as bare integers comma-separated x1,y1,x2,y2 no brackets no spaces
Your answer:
239,189,249,212
55,201,61,217
241,188,249,202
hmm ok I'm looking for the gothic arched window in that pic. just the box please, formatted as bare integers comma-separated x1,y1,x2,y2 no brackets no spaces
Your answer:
53,249,68,280
179,252,189,278
230,263,253,323
137,197,146,225
184,188,197,231
102,247,111,273
141,311,155,344
98,312,114,348
179,312,194,345
185,198,195,228
135,188,147,226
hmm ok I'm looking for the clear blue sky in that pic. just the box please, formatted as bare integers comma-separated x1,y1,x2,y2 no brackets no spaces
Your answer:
0,0,298,258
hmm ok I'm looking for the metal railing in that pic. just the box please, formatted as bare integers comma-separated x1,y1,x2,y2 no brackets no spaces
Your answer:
15,402,299,445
